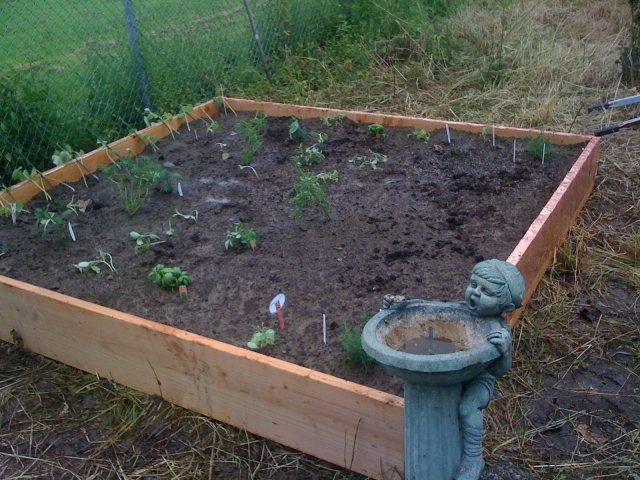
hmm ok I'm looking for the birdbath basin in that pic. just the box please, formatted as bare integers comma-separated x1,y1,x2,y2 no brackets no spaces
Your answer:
362,300,502,480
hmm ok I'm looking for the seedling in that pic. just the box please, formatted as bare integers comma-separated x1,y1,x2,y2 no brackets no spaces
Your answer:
138,133,160,153
74,251,116,274
165,221,175,237
340,317,374,370
102,157,173,215
143,108,180,139
316,170,339,183
51,144,85,166
408,129,430,142
238,164,259,178
526,132,557,161
157,162,182,194
130,231,164,252
288,117,307,141
176,104,196,132
207,121,220,135
0,201,24,219
247,327,275,350
236,114,267,165
148,264,191,289
225,223,258,251
291,144,325,167
290,171,329,218
310,132,328,143
11,167,52,202
34,205,77,239
173,208,198,222
349,151,388,170
216,143,230,160
97,138,123,161
368,123,386,139
319,115,345,127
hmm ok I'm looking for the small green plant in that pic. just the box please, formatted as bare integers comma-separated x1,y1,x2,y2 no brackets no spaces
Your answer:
319,115,345,127
310,132,328,143
316,170,339,183
165,221,175,237
349,151,388,170
130,231,164,252
143,108,180,139
288,117,307,141
137,133,160,153
34,205,77,239
340,319,374,370
408,129,431,142
368,123,386,139
207,121,220,135
148,264,191,289
173,208,198,222
236,114,267,165
11,167,52,201
225,223,258,251
176,104,195,131
102,157,172,215
290,171,329,218
216,142,230,160
156,162,182,194
291,144,326,167
247,327,275,350
51,144,84,167
0,201,24,219
525,132,557,161
74,251,116,274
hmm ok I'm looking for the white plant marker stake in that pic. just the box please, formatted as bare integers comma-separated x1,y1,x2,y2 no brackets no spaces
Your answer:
541,143,546,166
177,182,184,197
322,313,327,345
269,293,286,329
492,126,496,147
10,203,17,225
194,128,198,140
445,124,451,144
68,222,76,241
512,139,517,163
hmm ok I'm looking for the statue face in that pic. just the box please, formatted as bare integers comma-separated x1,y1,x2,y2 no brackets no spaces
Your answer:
465,273,506,317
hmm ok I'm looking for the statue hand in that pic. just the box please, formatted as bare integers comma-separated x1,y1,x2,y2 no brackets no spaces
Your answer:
487,328,511,355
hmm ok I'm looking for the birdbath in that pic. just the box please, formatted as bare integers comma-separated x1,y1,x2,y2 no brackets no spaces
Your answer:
362,260,525,480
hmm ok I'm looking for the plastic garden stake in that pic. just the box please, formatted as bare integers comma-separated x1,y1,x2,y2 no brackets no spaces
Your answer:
179,285,188,299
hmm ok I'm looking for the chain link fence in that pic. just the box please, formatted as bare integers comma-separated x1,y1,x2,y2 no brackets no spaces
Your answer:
0,0,344,185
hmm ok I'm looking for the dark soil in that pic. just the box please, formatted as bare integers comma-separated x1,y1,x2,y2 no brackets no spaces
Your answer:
0,113,585,395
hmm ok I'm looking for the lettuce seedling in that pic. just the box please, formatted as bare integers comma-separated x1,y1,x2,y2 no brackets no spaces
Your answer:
368,123,386,139
130,231,164,252
149,264,191,289
247,327,275,350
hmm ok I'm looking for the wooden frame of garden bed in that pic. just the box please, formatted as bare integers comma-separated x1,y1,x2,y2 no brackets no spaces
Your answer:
0,98,599,479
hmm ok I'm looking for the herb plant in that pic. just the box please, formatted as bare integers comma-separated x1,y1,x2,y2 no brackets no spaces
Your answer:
130,231,164,252
368,123,386,139
290,171,329,218
525,133,556,161
101,157,173,215
291,144,325,167
236,114,267,165
74,251,116,274
148,264,191,289
247,327,275,350
225,223,258,251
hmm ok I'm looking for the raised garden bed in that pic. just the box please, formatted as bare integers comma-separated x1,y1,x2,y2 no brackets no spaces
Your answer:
0,98,599,479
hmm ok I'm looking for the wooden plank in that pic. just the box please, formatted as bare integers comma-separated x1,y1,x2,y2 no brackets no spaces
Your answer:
223,98,593,145
0,101,220,206
505,137,599,326
0,276,404,479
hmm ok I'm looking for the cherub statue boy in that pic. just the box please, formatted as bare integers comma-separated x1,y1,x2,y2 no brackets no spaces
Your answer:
455,259,525,480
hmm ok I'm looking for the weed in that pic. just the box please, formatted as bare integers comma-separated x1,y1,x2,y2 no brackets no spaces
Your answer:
247,327,276,350
367,123,385,139
291,144,325,167
525,133,557,161
349,151,387,170
225,223,259,251
340,319,374,370
408,129,430,142
148,264,191,289
74,250,117,274
290,170,329,218
236,114,267,165
130,231,164,253
101,157,171,216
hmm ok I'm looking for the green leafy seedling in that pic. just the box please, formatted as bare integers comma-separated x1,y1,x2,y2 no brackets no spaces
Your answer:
34,205,77,239
51,144,85,167
0,201,24,219
525,132,557,161
319,115,345,127
173,208,198,222
12,167,52,201
247,327,275,350
74,251,117,274
130,231,164,252
288,117,307,141
290,171,329,218
291,144,325,167
216,143,230,161
349,151,388,170
310,132,328,143
236,114,267,165
143,108,179,139
408,129,430,142
149,264,191,289
368,123,386,139
207,121,220,135
225,223,258,251
316,170,339,183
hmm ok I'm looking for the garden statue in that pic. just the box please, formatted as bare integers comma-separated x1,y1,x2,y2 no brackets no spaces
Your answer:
363,259,525,480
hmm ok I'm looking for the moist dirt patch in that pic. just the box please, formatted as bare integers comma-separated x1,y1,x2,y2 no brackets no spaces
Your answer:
0,113,585,395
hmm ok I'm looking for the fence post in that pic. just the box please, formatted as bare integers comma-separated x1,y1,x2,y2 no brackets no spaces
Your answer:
123,0,152,110
242,0,272,81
